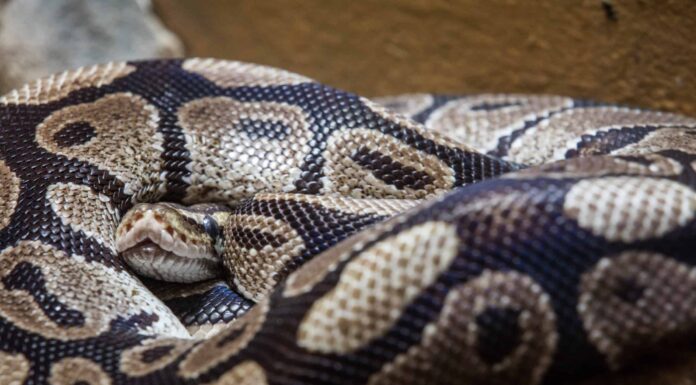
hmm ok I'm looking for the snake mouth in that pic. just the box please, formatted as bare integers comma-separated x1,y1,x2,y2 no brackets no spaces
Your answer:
116,205,222,283
120,240,220,283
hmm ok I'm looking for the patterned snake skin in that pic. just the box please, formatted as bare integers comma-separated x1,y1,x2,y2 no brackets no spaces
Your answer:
0,59,694,385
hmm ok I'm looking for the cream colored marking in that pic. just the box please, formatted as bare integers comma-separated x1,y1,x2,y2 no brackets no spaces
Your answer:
209,361,268,385
368,271,557,385
0,351,30,385
120,338,194,377
0,160,20,232
578,251,696,369
507,107,696,165
373,94,434,118
47,183,120,252
283,225,378,298
564,177,695,242
298,221,459,353
321,128,455,199
178,300,269,378
286,188,533,299
363,96,479,152
49,357,111,385
35,92,165,199
0,241,187,340
224,214,305,301
612,127,696,156
186,322,231,339
426,94,572,153
0,62,135,105
183,58,311,88
178,97,312,204
505,154,683,180
254,193,420,217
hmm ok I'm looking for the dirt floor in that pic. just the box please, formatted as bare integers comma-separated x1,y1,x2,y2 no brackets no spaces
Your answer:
154,0,696,116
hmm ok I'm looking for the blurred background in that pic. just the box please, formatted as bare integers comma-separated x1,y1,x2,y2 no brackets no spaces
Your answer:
1,0,695,115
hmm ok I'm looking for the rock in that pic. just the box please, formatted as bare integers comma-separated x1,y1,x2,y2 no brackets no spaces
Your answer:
0,0,184,92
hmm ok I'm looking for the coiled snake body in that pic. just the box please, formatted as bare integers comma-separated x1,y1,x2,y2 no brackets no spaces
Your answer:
0,59,694,385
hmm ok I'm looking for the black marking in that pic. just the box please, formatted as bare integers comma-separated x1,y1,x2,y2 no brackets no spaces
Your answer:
2,262,85,327
141,345,175,363
469,101,522,111
127,60,192,202
351,147,435,190
614,278,645,304
410,94,459,123
230,227,287,249
487,100,612,159
53,121,97,147
232,197,389,287
217,325,247,347
565,126,658,159
180,214,208,236
160,283,253,326
475,307,522,365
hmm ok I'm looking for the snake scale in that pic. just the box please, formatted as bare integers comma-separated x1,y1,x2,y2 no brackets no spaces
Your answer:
0,58,694,385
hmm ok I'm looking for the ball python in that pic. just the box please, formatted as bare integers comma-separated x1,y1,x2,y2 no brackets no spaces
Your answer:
0,58,694,385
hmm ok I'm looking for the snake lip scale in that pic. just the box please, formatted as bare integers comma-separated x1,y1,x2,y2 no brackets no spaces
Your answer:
0,58,694,385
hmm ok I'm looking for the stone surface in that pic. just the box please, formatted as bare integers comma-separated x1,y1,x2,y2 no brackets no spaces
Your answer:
0,0,184,92
154,0,696,116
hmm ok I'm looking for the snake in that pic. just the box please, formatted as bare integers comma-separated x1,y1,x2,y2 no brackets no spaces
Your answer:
0,58,694,385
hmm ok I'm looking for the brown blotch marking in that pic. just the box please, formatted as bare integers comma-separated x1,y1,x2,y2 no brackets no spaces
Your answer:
35,92,164,200
0,352,30,385
367,271,557,385
48,357,112,385
284,229,374,297
119,338,194,377
578,251,696,369
0,160,21,232
178,300,269,379
217,325,247,347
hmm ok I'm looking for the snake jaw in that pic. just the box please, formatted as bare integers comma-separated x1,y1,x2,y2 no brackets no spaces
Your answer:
116,204,222,283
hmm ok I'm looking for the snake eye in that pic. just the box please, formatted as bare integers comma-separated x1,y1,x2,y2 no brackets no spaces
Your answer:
202,215,220,239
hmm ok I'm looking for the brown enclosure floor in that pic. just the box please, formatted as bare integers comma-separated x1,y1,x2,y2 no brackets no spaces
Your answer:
153,0,696,116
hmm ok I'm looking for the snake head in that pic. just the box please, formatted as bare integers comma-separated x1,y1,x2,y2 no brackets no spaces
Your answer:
115,202,230,283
